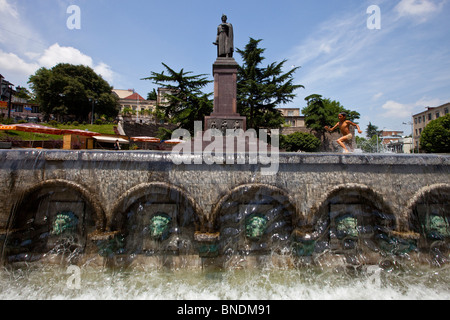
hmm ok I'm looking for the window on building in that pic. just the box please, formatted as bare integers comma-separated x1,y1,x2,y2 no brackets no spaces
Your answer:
428,113,432,121
436,112,440,119
288,111,294,117
445,108,449,115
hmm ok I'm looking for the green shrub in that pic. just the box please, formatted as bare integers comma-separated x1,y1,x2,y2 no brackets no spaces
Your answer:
281,131,321,152
420,114,450,153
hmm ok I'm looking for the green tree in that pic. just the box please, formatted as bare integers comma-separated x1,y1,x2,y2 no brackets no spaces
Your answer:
237,38,303,131
420,114,450,153
28,63,119,122
366,122,379,139
302,94,332,142
14,86,33,100
323,98,360,123
356,135,379,153
356,122,380,153
147,88,157,101
142,63,213,137
281,131,321,152
302,94,360,143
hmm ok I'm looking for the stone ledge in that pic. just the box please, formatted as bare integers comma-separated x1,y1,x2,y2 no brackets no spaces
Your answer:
0,150,448,167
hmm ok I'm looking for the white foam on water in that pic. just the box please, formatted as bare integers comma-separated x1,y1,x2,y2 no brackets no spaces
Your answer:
1,265,449,300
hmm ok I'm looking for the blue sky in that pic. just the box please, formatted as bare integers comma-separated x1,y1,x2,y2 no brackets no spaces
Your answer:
1,0,449,135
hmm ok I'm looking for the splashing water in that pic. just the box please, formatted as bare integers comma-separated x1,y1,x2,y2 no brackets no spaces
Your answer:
1,263,449,300
1,151,449,301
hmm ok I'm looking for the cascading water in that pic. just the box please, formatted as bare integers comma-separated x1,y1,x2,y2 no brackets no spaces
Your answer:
0,150,449,300
1,263,449,300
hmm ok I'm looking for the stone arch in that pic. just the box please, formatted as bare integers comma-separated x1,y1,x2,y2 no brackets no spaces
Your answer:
405,183,450,219
405,183,450,244
11,179,106,230
310,183,394,224
3,179,105,263
110,182,203,229
211,183,298,255
211,183,299,226
109,182,202,256
308,183,397,253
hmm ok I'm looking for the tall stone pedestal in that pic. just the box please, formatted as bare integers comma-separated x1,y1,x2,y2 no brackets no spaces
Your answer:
205,57,246,135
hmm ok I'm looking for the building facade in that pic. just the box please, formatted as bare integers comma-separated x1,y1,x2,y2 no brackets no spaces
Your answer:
379,130,404,153
1,75,42,121
278,108,305,128
113,89,156,116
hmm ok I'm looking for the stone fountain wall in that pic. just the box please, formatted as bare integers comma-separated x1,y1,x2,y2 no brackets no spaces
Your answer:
0,150,448,266
0,150,448,231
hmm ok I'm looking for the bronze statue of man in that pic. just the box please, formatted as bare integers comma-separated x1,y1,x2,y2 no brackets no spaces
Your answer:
213,14,234,58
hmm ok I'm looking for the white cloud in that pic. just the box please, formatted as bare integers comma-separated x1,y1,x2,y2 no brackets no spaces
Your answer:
0,0,46,54
290,14,364,68
381,100,414,118
414,97,445,109
0,50,39,75
0,0,18,19
0,0,20,45
23,51,41,60
37,44,116,82
395,0,446,21
0,1,115,84
372,92,384,100
381,98,445,119
1,43,116,85
94,62,115,83
38,43,94,68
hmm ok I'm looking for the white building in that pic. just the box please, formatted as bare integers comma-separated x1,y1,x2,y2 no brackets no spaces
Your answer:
113,89,156,116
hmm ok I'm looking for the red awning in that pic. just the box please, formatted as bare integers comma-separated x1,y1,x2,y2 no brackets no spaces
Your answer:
131,136,161,143
0,123,63,135
62,129,101,137
0,123,101,137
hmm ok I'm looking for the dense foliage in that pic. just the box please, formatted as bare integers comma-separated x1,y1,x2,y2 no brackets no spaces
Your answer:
142,63,213,137
280,131,321,152
237,38,303,131
302,94,360,145
420,114,450,153
28,64,119,122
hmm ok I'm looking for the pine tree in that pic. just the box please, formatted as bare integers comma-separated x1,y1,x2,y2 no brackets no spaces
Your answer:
366,122,379,139
237,38,303,131
302,94,332,143
143,63,213,137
